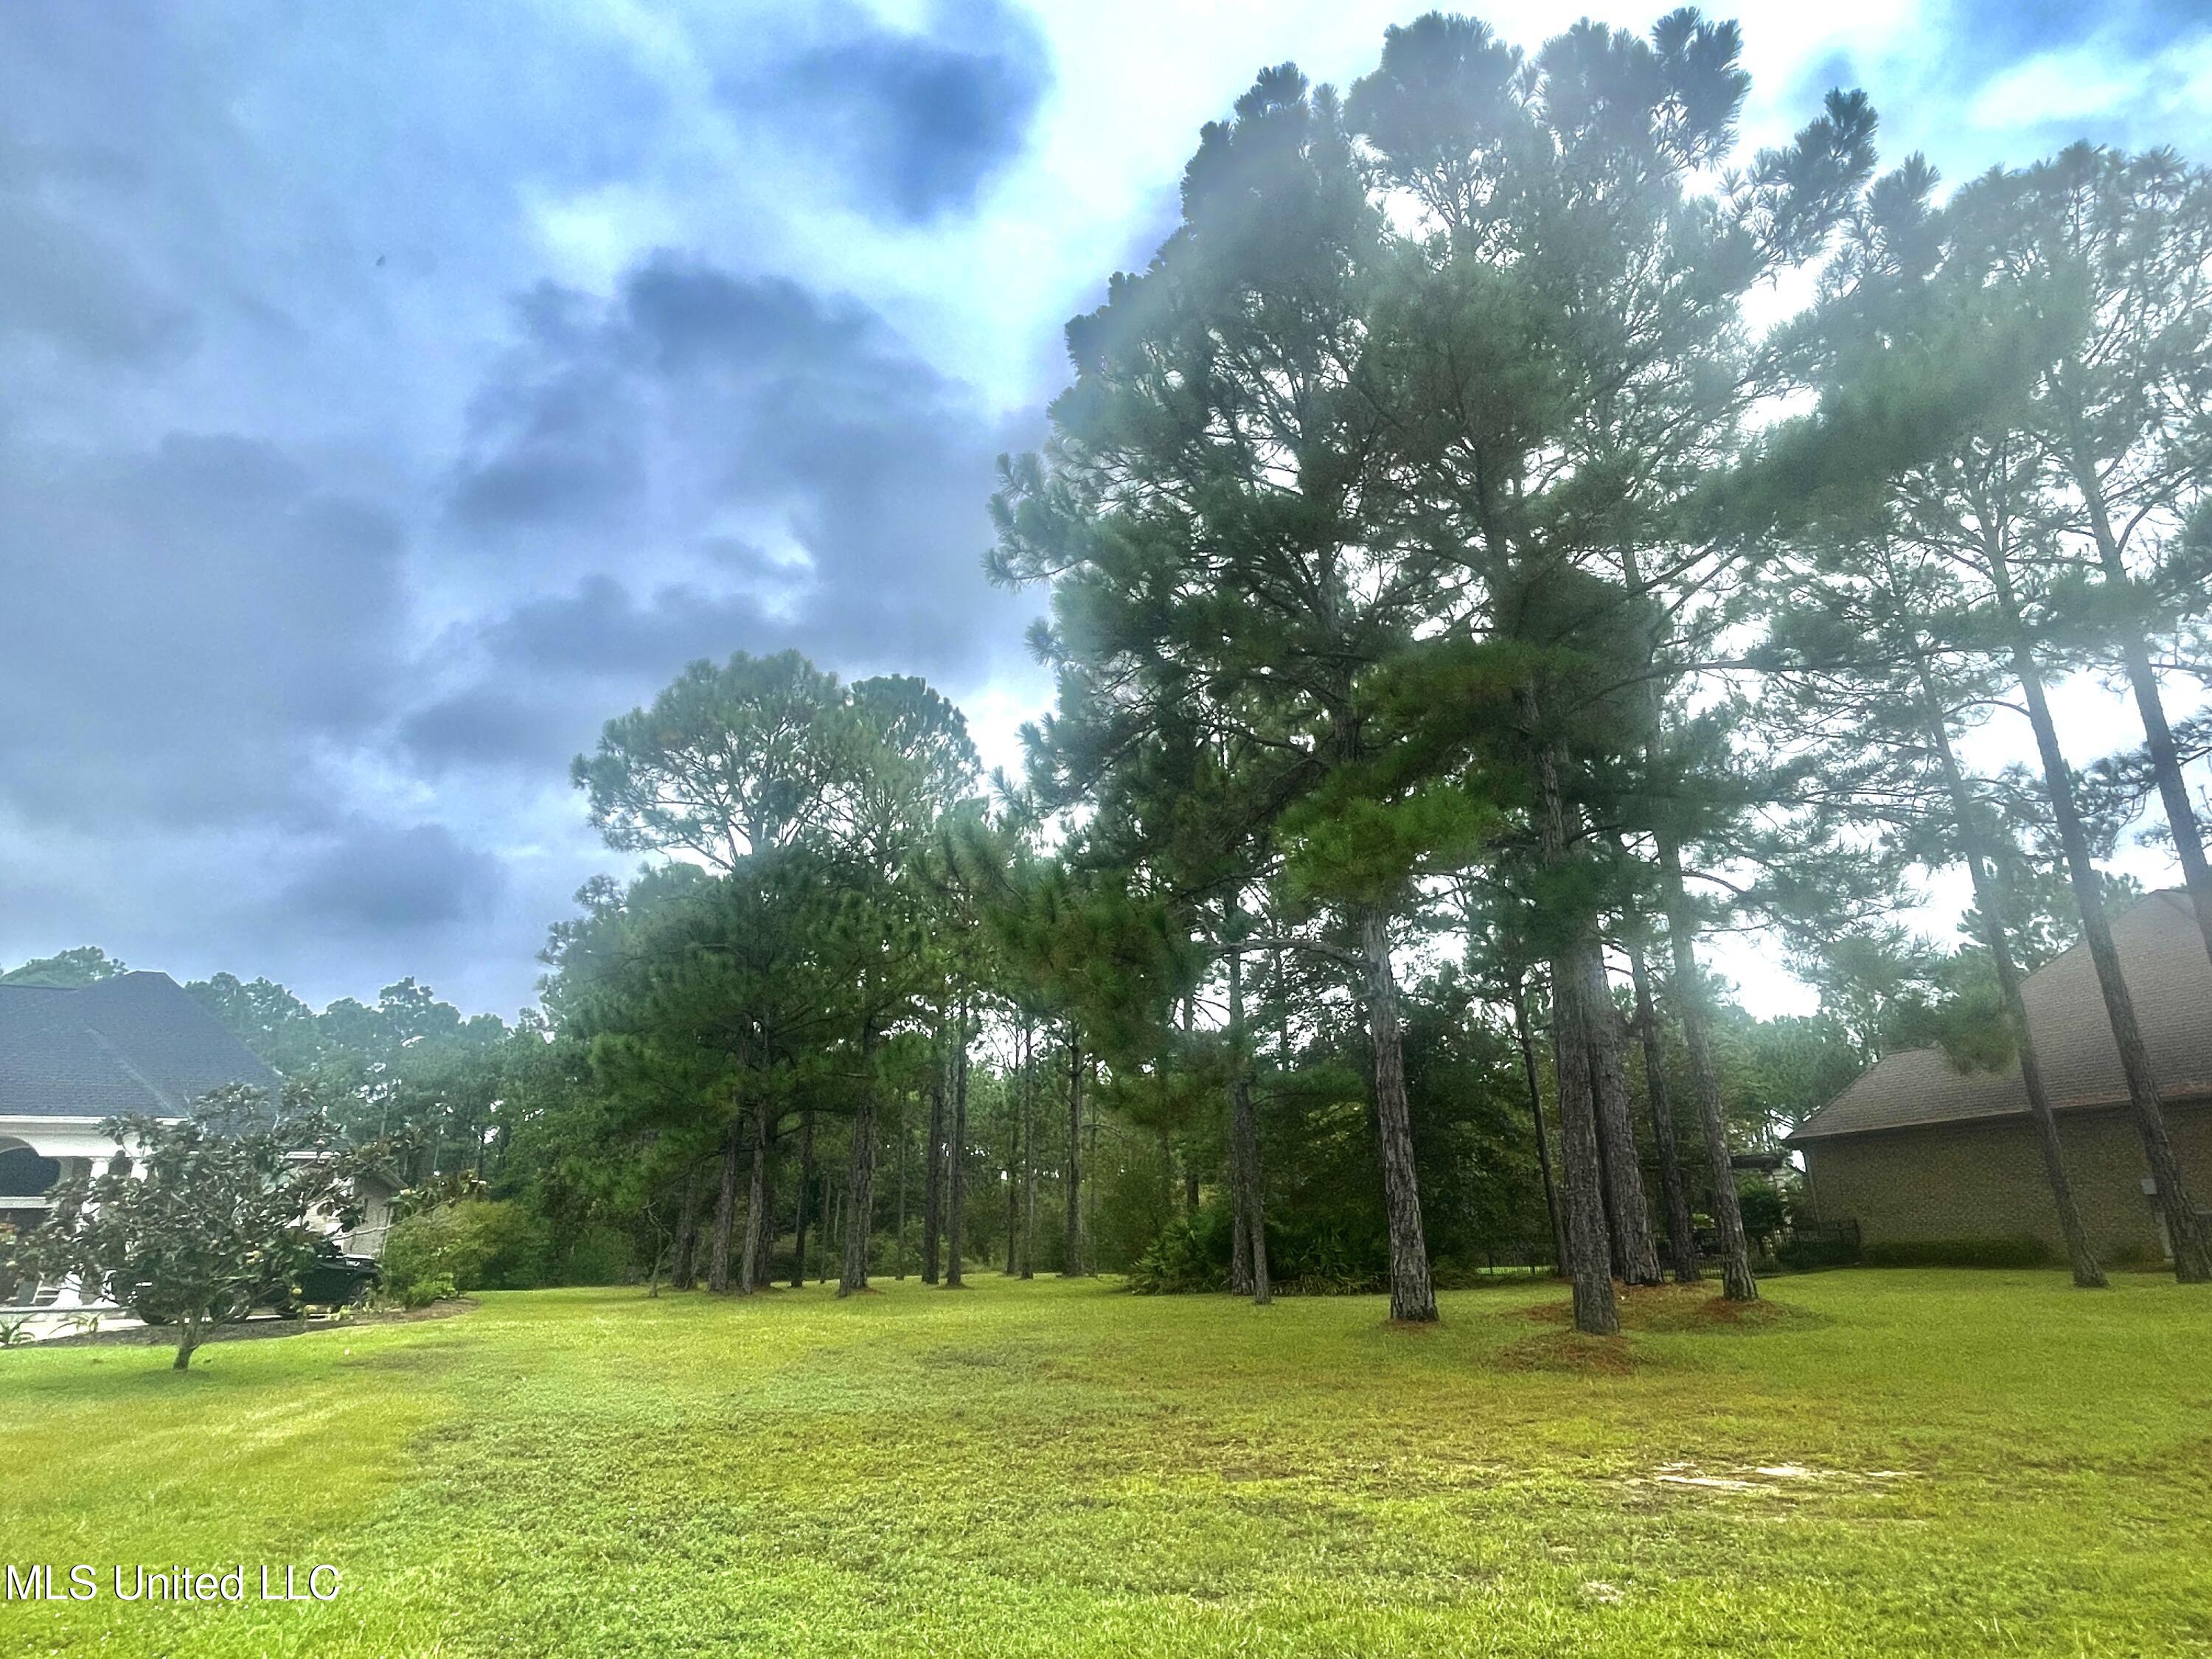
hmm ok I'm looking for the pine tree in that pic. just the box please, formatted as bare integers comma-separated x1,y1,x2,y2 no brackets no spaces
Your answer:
1772,171,2212,1282
992,69,1460,1321
1343,13,1877,1320
1757,526,2110,1287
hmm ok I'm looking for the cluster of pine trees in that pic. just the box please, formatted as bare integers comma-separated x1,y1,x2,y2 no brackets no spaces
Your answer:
943,14,2208,1330
495,13,2212,1333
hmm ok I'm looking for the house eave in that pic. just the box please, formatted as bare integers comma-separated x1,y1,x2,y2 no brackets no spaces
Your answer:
1788,1088,2212,1147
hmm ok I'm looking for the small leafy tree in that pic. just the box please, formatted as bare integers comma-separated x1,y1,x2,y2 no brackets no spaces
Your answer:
6,1085,366,1368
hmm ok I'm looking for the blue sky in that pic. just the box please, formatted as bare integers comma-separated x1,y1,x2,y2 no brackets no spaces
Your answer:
3,0,2209,1015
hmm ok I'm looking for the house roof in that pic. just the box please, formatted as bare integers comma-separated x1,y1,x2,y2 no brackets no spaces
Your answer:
0,972,282,1121
1789,888,2212,1144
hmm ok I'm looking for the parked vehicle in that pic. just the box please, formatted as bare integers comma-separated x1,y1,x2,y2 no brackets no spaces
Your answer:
106,1242,380,1324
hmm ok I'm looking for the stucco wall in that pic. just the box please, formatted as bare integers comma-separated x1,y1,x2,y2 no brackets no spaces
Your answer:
1801,1100,2212,1262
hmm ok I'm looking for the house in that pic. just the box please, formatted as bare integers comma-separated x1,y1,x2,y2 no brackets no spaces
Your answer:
1790,889,2212,1265
0,971,391,1310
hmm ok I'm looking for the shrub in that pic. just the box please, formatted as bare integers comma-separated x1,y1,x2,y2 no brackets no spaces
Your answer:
1860,1236,2051,1269
380,1199,550,1306
1267,1217,1388,1295
1776,1223,1862,1272
1736,1179,1789,1245
1127,1205,1232,1294
1127,1206,1391,1296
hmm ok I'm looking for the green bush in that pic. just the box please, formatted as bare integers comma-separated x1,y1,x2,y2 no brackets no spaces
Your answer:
1127,1206,1391,1296
1776,1225,1862,1271
1736,1179,1789,1244
1267,1218,1387,1295
380,1210,479,1308
1860,1236,2051,1269
1127,1205,1232,1294
380,1199,552,1306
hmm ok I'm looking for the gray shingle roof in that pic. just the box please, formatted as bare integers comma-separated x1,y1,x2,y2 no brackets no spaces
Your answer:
1788,889,2212,1142
0,973,282,1120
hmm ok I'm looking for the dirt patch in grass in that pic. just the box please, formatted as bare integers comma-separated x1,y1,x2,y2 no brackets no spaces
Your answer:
1522,1284,1811,1335
1644,1461,1916,1497
1493,1331,1638,1376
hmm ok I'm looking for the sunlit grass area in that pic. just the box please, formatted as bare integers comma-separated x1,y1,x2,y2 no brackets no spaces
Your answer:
4,1270,2209,1657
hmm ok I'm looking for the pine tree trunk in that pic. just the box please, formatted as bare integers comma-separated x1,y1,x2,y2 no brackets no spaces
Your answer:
1227,942,1271,1304
755,1140,776,1290
1004,1046,1020,1278
946,1007,969,1288
840,1029,880,1296
1576,937,1663,1287
2067,441,2212,975
1231,1070,1271,1306
1510,973,1568,1275
1545,954,1621,1335
672,1165,703,1291
1239,942,1274,1310
1021,1036,1037,1283
1613,538,1750,1299
791,1110,815,1291
1523,699,1621,1333
1360,906,1436,1323
1085,1053,1101,1256
739,1096,770,1293
1065,1030,1085,1276
922,1032,947,1285
1916,655,2107,1287
1587,1046,1627,1281
894,1091,909,1281
1231,1197,1251,1296
1989,557,2212,1282
707,1114,741,1294
1655,834,1757,1301
1625,931,1700,1284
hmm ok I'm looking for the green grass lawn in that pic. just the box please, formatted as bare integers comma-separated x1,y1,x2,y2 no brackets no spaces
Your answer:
2,1270,2208,1657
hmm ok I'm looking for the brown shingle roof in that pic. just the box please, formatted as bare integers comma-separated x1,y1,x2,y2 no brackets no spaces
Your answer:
1787,889,2212,1142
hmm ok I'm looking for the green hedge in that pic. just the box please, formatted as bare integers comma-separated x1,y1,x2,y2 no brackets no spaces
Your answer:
1860,1236,2051,1269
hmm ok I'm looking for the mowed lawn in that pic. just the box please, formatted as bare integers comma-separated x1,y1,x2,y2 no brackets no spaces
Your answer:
2,1271,2209,1658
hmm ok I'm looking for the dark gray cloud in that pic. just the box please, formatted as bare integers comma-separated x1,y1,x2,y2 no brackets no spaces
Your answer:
0,432,408,829
422,253,1037,773
400,576,782,773
281,823,507,933
745,0,1051,222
